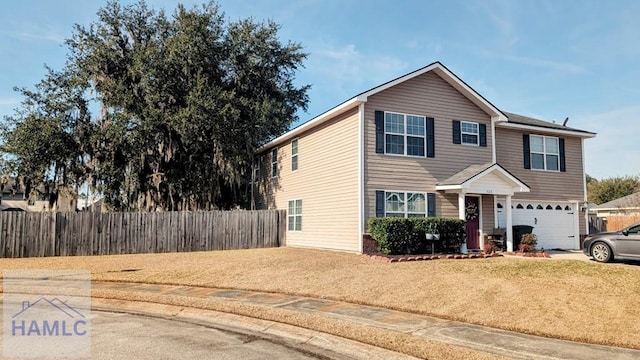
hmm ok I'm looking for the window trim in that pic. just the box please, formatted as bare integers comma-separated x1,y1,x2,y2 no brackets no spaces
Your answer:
287,199,302,231
460,120,479,146
271,147,278,178
383,190,428,217
530,135,560,172
291,138,298,172
383,111,426,157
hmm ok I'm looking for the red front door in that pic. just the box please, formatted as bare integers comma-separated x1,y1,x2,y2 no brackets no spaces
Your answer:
465,196,480,249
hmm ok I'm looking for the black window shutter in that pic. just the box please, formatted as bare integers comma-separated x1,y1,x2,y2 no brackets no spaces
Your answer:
559,138,566,172
479,124,487,147
452,120,461,144
426,117,435,158
375,191,385,217
427,193,436,217
523,134,531,169
375,111,384,154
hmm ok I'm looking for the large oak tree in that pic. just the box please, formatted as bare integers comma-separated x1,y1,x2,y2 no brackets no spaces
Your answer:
1,0,309,211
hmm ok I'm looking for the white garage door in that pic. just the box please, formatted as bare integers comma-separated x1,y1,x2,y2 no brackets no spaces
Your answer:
497,201,577,250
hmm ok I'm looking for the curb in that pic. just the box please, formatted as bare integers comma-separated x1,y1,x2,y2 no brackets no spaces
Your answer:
91,298,416,360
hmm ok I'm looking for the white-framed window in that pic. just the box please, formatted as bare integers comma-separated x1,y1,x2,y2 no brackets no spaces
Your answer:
384,112,425,156
384,191,426,217
461,121,479,145
291,138,298,171
271,148,278,177
288,199,302,231
530,135,559,171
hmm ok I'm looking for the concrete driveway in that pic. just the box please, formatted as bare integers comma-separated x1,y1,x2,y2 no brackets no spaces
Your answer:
546,249,590,260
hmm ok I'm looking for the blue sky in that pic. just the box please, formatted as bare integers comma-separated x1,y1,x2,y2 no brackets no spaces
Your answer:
1,0,638,179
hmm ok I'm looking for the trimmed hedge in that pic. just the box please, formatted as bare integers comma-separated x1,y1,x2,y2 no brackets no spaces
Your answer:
368,217,466,255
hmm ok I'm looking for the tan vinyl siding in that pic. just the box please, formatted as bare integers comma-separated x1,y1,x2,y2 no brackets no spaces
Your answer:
363,71,492,224
495,126,586,234
482,195,495,234
257,108,360,252
441,193,459,218
495,127,585,201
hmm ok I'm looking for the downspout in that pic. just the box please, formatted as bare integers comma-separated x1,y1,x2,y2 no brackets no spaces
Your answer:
358,103,365,253
582,137,588,240
491,118,497,163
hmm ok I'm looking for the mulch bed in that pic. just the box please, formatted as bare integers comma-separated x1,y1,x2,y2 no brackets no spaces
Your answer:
363,250,551,263
503,251,551,258
363,252,504,263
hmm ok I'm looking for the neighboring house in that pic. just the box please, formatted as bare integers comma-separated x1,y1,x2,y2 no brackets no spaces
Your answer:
254,61,595,253
0,177,76,212
0,177,48,212
77,197,104,212
592,192,640,232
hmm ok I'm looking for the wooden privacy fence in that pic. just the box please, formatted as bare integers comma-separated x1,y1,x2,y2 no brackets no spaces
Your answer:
604,214,640,232
0,210,286,258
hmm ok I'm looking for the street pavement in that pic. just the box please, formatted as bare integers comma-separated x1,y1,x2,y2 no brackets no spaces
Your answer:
91,299,415,360
90,309,327,360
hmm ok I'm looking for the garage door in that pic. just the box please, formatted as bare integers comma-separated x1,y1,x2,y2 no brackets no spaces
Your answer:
497,201,577,250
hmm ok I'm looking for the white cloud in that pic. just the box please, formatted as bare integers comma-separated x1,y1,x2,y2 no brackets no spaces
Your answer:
312,43,407,89
471,0,519,50
503,55,585,74
0,23,65,43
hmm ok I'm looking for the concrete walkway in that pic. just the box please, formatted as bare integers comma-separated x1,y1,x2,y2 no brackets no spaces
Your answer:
91,281,640,360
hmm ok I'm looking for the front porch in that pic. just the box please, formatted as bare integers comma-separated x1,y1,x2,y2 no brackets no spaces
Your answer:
436,163,530,253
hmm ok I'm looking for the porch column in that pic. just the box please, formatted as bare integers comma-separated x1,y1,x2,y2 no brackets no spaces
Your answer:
506,195,513,252
458,192,467,253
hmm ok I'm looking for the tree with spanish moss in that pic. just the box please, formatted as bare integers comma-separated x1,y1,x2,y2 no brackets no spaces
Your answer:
1,0,309,211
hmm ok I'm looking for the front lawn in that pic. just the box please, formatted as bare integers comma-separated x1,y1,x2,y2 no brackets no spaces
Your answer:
2,248,639,349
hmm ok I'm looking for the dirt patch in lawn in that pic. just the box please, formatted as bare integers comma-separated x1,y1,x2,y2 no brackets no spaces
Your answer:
1,247,639,349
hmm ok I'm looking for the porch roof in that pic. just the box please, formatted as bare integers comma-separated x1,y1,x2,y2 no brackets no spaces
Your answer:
436,163,530,195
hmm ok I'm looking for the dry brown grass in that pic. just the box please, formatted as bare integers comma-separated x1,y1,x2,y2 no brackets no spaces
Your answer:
2,247,639,350
92,290,507,360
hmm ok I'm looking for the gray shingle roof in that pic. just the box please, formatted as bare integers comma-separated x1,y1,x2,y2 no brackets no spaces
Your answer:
439,163,495,186
593,191,640,210
504,112,595,135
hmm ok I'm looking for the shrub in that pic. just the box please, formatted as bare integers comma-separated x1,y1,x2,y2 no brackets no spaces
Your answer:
519,243,533,252
368,217,466,255
520,233,538,251
483,237,497,254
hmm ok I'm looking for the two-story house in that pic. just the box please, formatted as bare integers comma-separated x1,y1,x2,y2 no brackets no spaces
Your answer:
254,61,595,253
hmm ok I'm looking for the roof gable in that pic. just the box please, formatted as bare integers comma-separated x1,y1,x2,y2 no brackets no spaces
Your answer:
356,61,507,122
436,162,530,194
258,61,507,152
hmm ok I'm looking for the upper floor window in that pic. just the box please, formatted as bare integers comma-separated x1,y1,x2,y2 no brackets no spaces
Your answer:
384,112,425,157
530,135,559,171
271,148,278,177
452,120,486,147
291,139,298,171
461,121,479,145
